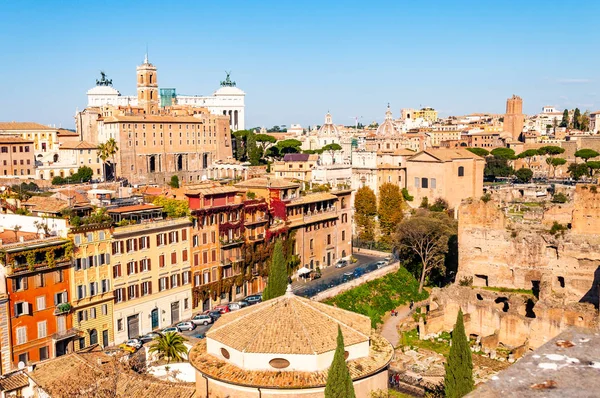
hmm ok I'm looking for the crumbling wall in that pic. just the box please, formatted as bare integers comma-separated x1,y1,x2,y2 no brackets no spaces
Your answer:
457,199,600,306
425,286,597,350
571,185,600,235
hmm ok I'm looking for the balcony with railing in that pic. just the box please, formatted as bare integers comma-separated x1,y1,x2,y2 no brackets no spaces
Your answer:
303,205,337,223
54,302,72,316
244,215,268,226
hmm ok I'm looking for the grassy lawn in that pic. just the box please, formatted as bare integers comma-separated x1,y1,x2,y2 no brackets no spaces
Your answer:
389,390,417,398
480,286,534,295
399,329,452,356
324,266,428,328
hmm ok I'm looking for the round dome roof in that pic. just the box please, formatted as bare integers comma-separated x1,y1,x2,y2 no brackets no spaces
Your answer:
376,105,400,136
317,112,340,136
206,290,371,355
86,85,120,96
214,86,245,96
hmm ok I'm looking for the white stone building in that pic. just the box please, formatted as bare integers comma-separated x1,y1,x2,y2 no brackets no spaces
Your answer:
85,69,246,131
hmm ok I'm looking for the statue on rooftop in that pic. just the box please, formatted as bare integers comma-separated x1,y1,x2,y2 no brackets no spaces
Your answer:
220,71,236,87
96,71,113,86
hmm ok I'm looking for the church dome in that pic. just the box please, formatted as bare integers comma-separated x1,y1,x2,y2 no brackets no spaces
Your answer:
376,104,400,136
317,112,339,136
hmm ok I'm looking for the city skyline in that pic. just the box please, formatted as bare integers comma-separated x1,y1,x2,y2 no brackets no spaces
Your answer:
1,0,599,129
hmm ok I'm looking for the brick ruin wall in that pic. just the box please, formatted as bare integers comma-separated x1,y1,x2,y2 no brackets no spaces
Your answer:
426,185,600,350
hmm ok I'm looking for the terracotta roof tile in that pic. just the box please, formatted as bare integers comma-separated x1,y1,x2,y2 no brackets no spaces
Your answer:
235,177,300,189
23,196,70,214
0,372,29,392
58,141,97,150
288,192,337,206
207,294,371,355
409,148,485,162
0,136,34,144
0,122,55,131
190,333,393,388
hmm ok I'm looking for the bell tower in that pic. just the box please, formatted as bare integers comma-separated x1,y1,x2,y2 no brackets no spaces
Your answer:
136,54,159,114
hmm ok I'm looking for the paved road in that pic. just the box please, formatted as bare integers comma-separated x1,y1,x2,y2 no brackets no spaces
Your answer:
292,253,385,297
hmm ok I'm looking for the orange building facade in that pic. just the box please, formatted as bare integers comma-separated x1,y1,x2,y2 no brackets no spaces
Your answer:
0,238,74,370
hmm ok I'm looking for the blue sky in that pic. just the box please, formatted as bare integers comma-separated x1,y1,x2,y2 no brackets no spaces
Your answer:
0,0,598,129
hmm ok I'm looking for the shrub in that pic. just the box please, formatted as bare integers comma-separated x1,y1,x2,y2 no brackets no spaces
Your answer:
420,196,429,209
52,176,66,185
169,175,180,188
458,276,473,286
549,221,567,236
324,266,428,328
481,193,492,203
246,191,256,199
591,185,598,193
430,198,449,212
401,188,414,201
551,192,568,203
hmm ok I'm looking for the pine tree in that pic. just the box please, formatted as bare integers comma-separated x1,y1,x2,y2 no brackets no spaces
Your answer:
324,326,356,398
444,309,474,398
262,240,287,300
559,109,569,128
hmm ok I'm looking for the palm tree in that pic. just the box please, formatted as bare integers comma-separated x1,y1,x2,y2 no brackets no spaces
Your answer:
148,332,188,363
97,143,110,182
97,138,119,181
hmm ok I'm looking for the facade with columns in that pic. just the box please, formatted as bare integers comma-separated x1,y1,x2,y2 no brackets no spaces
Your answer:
84,60,245,131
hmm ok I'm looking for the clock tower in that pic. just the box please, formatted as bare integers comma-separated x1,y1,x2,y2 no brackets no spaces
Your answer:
136,54,159,114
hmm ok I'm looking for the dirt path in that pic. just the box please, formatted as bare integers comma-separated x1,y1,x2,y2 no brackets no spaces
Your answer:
380,305,411,348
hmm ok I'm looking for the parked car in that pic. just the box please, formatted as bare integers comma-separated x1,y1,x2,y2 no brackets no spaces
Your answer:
139,332,161,344
176,321,196,331
244,294,262,305
312,270,322,280
202,310,222,321
353,267,365,278
119,338,142,353
162,326,179,334
335,260,348,268
228,302,247,311
375,260,387,269
342,271,354,282
191,314,213,326
214,305,231,314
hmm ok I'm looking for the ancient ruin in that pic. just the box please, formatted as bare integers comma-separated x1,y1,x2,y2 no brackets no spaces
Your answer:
424,184,600,355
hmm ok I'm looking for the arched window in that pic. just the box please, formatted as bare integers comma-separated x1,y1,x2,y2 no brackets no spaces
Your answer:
458,166,465,177
140,75,144,84
149,74,153,84
150,91,153,100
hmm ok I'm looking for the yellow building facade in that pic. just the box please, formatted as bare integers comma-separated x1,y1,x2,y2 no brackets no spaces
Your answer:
109,210,192,343
69,223,115,350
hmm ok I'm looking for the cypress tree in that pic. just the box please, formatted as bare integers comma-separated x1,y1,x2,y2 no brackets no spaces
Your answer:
444,309,474,398
573,108,581,130
560,109,569,128
325,326,356,398
262,240,287,300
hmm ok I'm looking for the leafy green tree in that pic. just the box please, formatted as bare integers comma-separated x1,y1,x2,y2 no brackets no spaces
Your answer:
568,163,588,180
547,157,567,177
354,186,377,241
152,197,189,218
395,212,455,293
247,132,262,166
378,183,403,244
484,156,513,180
148,332,189,363
514,167,533,183
255,133,277,156
169,175,179,188
586,161,600,177
444,309,474,398
324,326,356,398
560,109,569,128
575,148,600,162
232,130,252,161
573,108,581,129
517,149,540,168
466,148,489,157
263,240,287,300
96,138,119,180
429,198,449,212
321,143,343,161
490,147,516,160
580,110,591,132
538,146,565,156
552,192,568,203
